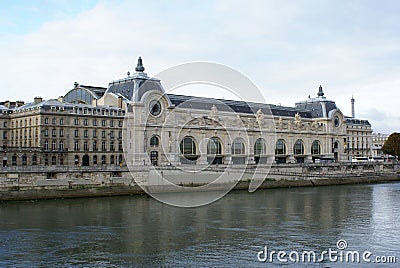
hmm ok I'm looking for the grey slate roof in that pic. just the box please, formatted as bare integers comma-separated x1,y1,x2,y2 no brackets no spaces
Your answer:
107,75,163,102
106,58,166,103
345,117,371,126
13,99,124,112
14,99,65,110
295,98,338,118
107,79,135,100
105,57,315,118
0,105,9,111
167,94,312,118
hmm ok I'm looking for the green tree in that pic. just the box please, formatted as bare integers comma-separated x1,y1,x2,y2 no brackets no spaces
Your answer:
382,132,400,159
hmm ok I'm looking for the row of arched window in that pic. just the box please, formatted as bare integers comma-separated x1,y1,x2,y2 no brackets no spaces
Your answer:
4,154,125,167
149,135,322,157
74,154,124,166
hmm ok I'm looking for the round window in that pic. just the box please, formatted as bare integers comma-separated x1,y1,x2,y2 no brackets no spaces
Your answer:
149,100,162,116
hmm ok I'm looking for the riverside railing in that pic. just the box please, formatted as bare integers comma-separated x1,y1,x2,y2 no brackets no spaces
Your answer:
0,162,398,174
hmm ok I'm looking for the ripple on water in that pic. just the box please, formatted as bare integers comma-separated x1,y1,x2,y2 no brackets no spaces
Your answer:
0,183,399,267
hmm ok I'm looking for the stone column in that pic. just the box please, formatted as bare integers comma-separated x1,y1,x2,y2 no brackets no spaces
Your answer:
197,132,208,165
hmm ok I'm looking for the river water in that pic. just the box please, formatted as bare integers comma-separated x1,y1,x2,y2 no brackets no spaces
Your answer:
0,183,399,267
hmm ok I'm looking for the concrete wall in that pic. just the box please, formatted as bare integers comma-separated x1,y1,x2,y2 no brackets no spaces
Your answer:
1,163,399,201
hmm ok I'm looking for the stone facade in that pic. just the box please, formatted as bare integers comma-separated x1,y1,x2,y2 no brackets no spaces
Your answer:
372,133,390,157
110,60,348,166
345,118,373,159
1,57,374,167
0,99,125,167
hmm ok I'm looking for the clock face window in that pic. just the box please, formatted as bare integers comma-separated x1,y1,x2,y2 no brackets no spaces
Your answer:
334,116,340,128
149,100,161,116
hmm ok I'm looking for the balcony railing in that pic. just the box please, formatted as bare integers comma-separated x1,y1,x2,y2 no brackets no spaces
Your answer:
1,147,42,152
42,148,68,152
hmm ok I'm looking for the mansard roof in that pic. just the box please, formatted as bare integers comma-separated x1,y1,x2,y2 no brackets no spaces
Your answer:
14,99,66,110
294,86,338,118
106,75,164,102
167,94,313,118
106,57,165,102
12,99,124,113
345,117,371,126
102,58,336,119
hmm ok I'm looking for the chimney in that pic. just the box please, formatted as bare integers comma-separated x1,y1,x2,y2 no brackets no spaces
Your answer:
34,97,43,104
16,100,25,107
351,96,355,118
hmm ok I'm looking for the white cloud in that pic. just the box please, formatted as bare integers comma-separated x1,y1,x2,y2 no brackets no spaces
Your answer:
359,108,400,134
0,0,399,133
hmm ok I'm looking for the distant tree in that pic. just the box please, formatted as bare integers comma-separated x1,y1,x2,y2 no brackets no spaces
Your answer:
382,132,400,159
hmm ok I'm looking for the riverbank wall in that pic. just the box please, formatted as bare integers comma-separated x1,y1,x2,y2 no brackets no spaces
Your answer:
1,163,399,201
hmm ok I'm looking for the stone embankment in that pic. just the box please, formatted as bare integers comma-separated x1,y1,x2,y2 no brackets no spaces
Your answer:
1,163,399,201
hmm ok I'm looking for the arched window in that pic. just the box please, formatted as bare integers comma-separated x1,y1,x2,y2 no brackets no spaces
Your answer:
207,137,222,155
101,155,106,165
311,140,321,155
150,135,159,147
93,155,98,165
82,155,89,166
232,138,245,155
206,137,223,165
180,136,197,156
180,136,198,164
294,139,305,155
275,139,286,155
254,138,266,156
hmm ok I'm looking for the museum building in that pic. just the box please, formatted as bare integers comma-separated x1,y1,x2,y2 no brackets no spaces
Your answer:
0,58,373,167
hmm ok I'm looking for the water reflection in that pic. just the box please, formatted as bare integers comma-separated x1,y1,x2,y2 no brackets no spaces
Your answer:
0,183,399,267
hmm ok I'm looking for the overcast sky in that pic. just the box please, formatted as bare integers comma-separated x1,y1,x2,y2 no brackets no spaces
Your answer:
0,0,399,133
